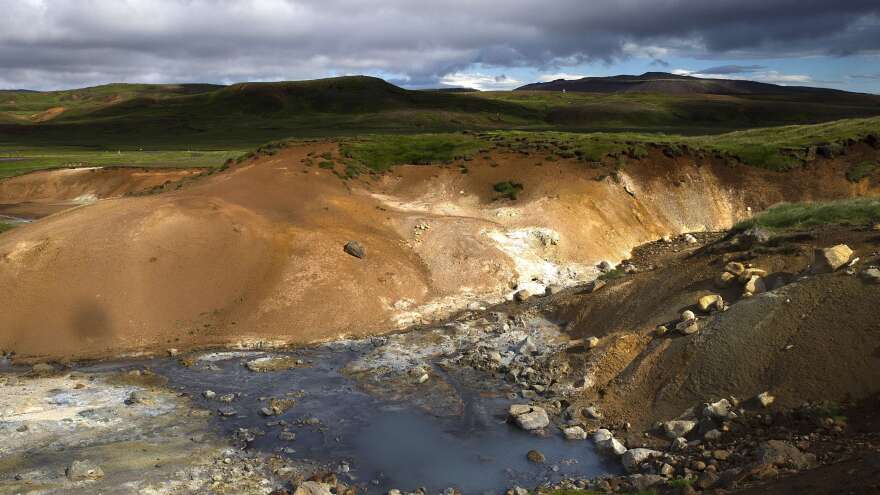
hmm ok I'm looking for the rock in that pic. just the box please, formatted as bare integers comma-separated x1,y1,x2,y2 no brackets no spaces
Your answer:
526,449,545,463
695,471,720,490
66,460,104,481
756,440,817,470
622,448,662,473
563,426,587,440
743,275,766,296
724,261,746,276
584,406,602,419
167,348,179,357
664,420,696,439
294,481,333,495
861,266,880,284
203,390,216,399
593,429,627,455
676,319,701,335
736,227,771,247
703,429,723,441
681,310,696,321
655,325,669,337
716,271,737,288
630,474,665,491
670,437,688,451
703,399,733,419
545,284,564,295
660,463,675,477
684,234,698,244
812,244,853,273
218,393,236,403
586,336,600,349
509,404,549,431
514,289,531,302
507,487,528,495
756,391,775,408
597,260,614,272
698,294,723,312
343,241,365,259
713,449,731,461
738,267,768,282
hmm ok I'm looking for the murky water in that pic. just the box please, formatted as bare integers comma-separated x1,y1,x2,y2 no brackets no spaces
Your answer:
76,345,616,494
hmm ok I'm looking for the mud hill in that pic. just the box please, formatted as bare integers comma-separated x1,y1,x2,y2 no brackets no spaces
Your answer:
1,123,878,361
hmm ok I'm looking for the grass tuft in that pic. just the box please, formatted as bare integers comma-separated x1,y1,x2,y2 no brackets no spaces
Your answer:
846,161,878,182
735,197,880,231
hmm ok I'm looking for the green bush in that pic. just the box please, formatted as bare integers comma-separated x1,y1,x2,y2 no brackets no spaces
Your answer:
493,181,524,200
846,161,877,182
735,197,880,231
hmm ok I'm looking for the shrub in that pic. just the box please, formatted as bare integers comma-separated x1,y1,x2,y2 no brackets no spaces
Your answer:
846,161,877,182
493,181,524,200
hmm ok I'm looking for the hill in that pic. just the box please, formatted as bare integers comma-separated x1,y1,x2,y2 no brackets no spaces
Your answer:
515,71,878,99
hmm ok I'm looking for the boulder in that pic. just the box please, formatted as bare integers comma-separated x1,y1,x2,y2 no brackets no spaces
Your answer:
703,399,733,419
684,234,698,244
622,448,662,473
597,260,614,272
664,420,696,439
670,437,687,451
812,244,853,273
514,289,531,303
716,271,737,288
756,440,817,470
66,460,104,481
584,405,602,419
698,294,723,312
294,481,333,495
563,426,587,440
343,241,365,259
738,267,768,282
629,474,665,491
509,404,549,431
526,449,545,463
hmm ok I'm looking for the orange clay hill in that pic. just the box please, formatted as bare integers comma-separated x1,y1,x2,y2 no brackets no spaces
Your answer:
1,132,878,362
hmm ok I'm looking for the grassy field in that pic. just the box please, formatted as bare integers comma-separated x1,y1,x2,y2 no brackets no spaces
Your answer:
0,146,243,178
0,76,878,178
735,197,880,231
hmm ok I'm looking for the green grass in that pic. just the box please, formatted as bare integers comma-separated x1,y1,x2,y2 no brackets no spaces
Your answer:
735,197,880,231
493,181,524,200
0,222,16,234
846,161,878,182
340,133,483,171
0,146,242,178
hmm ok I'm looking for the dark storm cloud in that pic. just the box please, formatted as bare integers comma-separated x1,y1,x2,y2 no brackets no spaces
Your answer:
698,65,767,75
0,0,878,89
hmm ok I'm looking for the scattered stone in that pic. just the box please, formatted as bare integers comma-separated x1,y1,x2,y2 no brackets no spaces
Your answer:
622,448,662,473
743,275,766,296
676,319,701,335
664,420,697,439
597,260,614,272
703,399,733,419
698,294,723,312
343,241,365,259
716,271,737,288
66,460,104,481
757,391,775,408
526,449,546,463
218,393,236,403
684,234,698,244
713,449,731,461
203,390,216,399
681,310,696,321
586,336,600,349
756,440,817,470
655,325,669,337
293,481,333,495
660,463,675,477
670,437,688,451
509,404,549,431
630,474,665,491
167,348,179,357
738,267,768,283
584,406,602,419
724,262,746,276
812,244,853,273
125,390,154,405
514,289,531,303
584,279,606,293
703,429,723,441
593,429,628,456
563,426,587,440
695,471,719,490
507,487,528,495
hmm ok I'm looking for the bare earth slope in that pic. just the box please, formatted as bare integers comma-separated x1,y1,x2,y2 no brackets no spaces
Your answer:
0,143,877,360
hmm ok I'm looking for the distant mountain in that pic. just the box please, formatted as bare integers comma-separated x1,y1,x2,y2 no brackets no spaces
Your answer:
516,72,867,97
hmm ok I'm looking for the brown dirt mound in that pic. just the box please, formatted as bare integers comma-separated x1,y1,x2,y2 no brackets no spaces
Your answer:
557,227,880,430
0,143,877,361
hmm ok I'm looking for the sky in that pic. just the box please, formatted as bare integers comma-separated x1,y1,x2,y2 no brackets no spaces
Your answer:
1,0,879,93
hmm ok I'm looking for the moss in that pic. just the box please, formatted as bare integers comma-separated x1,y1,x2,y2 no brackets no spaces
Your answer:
493,181,524,200
735,197,880,231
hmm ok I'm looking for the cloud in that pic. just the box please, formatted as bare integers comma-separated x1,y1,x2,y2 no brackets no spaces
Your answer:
439,72,522,90
697,64,767,74
0,0,878,89
674,68,813,85
850,73,880,80
538,73,589,82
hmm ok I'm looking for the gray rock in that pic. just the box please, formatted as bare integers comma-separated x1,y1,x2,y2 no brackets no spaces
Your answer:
695,471,720,490
597,260,614,272
294,481,333,495
125,390,154,405
343,241,365,259
622,448,662,473
584,406,602,419
703,399,733,419
744,275,766,295
670,437,688,451
703,429,723,441
509,404,549,431
593,429,627,456
664,420,696,439
629,474,665,491
562,426,587,440
66,460,104,481
684,233,698,244
203,390,216,399
812,244,853,273
526,449,545,463
756,440,817,470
